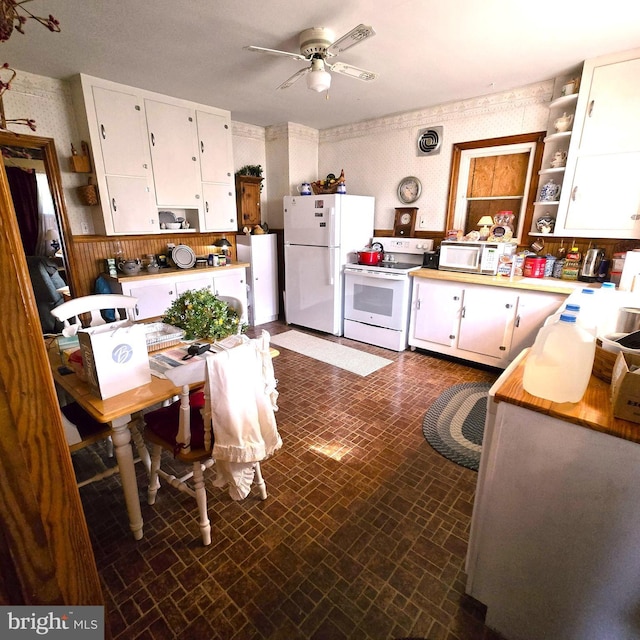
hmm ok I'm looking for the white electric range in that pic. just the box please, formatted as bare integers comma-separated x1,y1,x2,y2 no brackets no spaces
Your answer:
343,237,433,351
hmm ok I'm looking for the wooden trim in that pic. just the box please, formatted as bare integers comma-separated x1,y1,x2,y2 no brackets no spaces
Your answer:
0,132,81,298
0,150,104,607
445,132,546,240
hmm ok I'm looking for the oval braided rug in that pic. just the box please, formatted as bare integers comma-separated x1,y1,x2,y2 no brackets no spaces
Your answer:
422,382,492,471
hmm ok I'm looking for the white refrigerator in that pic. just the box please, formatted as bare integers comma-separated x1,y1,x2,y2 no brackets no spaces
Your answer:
284,194,374,336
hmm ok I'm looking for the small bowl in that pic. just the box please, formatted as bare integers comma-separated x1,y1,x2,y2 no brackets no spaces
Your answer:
166,222,182,229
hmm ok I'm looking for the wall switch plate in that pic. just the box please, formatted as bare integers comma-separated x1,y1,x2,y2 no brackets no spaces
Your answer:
418,214,429,229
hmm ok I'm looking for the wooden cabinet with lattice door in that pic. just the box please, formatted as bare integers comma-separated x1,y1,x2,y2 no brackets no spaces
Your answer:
235,175,263,230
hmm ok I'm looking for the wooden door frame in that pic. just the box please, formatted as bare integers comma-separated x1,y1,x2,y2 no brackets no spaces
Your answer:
0,149,104,607
445,132,546,243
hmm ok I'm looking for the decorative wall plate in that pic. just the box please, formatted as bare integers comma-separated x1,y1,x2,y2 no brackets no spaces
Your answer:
172,245,196,269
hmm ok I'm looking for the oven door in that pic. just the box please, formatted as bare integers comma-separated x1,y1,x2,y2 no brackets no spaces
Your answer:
344,268,410,331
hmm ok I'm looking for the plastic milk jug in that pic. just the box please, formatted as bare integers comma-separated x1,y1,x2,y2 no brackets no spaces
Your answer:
523,313,596,403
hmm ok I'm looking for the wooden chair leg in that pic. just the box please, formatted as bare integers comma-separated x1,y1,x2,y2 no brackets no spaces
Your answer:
254,462,268,500
192,462,211,546
147,444,162,506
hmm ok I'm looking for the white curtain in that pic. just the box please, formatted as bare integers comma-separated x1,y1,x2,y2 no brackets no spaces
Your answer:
35,171,58,256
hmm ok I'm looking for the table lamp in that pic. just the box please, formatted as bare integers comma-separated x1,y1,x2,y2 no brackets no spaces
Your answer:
477,216,494,241
45,228,60,256
215,237,232,262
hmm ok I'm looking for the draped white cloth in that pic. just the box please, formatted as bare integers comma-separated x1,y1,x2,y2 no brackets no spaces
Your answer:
206,331,281,499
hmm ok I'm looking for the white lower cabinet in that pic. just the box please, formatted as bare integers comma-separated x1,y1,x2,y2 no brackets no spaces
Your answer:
236,234,278,326
409,277,566,368
107,267,247,322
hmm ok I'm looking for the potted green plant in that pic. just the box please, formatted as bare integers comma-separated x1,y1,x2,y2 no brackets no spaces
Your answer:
162,288,246,341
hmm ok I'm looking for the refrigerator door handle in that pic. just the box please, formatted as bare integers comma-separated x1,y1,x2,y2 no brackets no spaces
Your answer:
328,247,334,286
328,207,336,247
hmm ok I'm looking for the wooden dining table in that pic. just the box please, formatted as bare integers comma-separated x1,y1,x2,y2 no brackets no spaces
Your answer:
48,340,184,540
48,338,278,540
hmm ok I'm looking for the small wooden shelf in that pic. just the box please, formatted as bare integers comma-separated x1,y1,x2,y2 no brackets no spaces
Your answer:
466,195,523,201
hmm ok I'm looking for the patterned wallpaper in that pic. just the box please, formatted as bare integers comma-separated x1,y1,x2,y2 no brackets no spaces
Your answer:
3,69,552,236
2,70,93,234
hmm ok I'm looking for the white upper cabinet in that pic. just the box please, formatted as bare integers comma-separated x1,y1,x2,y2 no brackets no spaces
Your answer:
92,86,150,177
202,182,237,232
196,111,233,184
145,100,201,208
578,57,640,155
104,175,156,234
554,48,640,239
72,74,235,235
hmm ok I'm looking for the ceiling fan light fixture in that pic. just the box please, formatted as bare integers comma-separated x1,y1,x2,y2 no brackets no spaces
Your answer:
307,58,331,92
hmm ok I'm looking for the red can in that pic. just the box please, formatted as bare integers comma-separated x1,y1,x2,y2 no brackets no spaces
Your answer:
523,256,546,278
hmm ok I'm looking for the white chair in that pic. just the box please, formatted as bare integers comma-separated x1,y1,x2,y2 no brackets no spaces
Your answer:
50,294,148,486
217,295,247,332
143,331,281,545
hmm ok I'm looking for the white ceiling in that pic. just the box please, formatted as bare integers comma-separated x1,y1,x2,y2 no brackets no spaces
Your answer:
3,0,640,130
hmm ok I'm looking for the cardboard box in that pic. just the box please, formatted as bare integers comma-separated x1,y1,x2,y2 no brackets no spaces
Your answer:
78,320,151,399
611,351,640,423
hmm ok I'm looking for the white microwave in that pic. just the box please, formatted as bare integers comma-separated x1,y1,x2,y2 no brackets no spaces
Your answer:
438,241,517,275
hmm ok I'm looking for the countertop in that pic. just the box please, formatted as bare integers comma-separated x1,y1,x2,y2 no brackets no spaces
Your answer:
411,268,591,295
105,263,250,283
495,352,640,445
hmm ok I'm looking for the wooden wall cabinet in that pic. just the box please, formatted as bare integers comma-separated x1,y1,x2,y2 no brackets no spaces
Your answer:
235,175,263,230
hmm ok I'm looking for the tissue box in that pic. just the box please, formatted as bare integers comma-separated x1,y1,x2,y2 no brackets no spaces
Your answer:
611,351,640,423
78,320,151,399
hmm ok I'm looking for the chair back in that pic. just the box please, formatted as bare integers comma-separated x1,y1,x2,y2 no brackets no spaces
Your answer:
217,295,247,328
50,294,138,335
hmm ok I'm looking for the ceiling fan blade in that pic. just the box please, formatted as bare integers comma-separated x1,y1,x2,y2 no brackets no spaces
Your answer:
244,45,307,62
277,67,309,90
329,62,378,82
326,24,376,56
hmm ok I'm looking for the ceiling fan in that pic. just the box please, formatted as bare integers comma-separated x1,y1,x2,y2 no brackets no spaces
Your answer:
244,24,378,93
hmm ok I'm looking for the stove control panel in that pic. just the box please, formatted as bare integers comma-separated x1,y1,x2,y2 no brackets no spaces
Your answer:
373,237,434,255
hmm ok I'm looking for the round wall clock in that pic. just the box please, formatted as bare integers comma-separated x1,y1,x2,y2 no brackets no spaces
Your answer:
397,176,422,204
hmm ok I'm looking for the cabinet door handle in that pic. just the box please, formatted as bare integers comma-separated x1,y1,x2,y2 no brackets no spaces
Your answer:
150,132,156,146
505,303,512,309
416,299,421,310
112,198,117,212
571,186,578,201
205,201,209,212
461,306,466,318
201,141,204,154
499,346,506,351
588,99,595,117
100,124,106,140
515,315,521,328
453,296,460,301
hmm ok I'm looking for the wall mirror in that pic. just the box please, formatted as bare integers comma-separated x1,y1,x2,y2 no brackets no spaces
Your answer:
0,132,76,297
445,132,545,244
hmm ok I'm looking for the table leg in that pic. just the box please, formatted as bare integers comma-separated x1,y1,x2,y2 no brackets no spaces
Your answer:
111,415,144,540
129,412,151,476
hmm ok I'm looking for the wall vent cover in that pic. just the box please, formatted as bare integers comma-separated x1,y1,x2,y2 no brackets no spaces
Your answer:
417,126,443,156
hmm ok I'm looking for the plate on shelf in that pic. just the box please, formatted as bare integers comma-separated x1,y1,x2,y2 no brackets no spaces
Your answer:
172,245,196,269
159,211,176,225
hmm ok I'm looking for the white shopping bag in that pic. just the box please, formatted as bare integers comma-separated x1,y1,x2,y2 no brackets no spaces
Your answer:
78,320,151,399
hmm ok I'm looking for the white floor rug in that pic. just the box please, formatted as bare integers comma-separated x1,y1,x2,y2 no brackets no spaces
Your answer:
269,330,393,377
